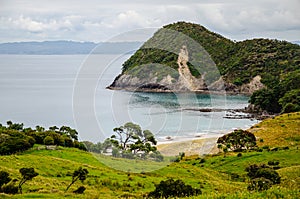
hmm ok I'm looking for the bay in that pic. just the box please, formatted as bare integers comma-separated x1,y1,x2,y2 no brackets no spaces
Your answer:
0,55,258,143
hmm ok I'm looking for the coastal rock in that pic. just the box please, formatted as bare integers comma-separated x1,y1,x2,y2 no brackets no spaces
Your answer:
108,45,207,92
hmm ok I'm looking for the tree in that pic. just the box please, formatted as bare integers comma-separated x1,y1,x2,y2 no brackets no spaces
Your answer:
43,136,54,145
111,122,142,151
279,89,300,113
249,88,281,113
18,168,38,194
6,121,23,131
110,122,158,159
246,164,281,191
0,134,34,155
35,125,45,132
65,167,88,192
59,126,78,141
148,178,201,198
0,171,11,188
49,126,59,131
217,129,256,152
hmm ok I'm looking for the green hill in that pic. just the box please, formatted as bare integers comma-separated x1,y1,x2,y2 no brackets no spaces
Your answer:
120,21,299,87
109,21,300,113
0,113,299,198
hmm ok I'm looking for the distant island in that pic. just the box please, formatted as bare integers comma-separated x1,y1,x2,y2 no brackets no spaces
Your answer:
108,21,300,114
0,40,142,54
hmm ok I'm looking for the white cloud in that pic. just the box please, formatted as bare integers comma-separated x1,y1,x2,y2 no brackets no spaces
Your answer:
0,0,299,42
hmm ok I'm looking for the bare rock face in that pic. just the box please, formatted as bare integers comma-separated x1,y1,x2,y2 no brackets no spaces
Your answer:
240,75,265,94
108,46,207,92
177,46,206,91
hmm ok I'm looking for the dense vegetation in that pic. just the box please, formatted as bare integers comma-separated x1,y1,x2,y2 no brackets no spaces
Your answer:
119,21,300,113
83,122,164,162
0,121,87,155
0,112,299,198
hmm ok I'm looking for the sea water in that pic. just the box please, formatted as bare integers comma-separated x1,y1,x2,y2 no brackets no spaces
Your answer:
0,54,258,142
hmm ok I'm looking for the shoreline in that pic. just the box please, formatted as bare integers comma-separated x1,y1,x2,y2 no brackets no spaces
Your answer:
156,125,257,157
107,86,252,96
157,136,220,157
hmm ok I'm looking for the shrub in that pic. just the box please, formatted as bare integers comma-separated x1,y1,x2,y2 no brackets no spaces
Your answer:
217,129,256,152
247,177,273,191
149,151,164,162
148,178,201,198
73,186,86,194
0,171,11,187
43,136,54,145
1,183,18,194
246,164,281,191
268,161,280,166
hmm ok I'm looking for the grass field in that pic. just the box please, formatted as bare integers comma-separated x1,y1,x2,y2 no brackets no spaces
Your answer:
0,112,299,198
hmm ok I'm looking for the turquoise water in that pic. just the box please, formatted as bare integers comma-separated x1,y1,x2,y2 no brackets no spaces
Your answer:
0,55,258,142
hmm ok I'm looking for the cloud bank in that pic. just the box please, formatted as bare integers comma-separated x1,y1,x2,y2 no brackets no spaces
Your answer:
0,0,299,42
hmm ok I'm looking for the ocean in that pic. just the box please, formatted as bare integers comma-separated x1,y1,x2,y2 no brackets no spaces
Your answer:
0,54,258,143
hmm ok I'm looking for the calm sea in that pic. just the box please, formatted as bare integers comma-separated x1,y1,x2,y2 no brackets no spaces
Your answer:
0,55,258,142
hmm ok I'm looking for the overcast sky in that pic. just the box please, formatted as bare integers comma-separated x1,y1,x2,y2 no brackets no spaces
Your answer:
0,0,299,43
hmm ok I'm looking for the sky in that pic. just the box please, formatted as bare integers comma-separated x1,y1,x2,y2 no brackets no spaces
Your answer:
0,0,299,43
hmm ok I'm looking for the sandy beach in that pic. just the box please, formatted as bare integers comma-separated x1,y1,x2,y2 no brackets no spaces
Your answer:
157,136,220,156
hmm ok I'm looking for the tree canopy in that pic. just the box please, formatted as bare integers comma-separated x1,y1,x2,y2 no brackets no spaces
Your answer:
65,167,89,192
18,168,39,194
0,121,86,155
217,129,257,152
110,122,162,160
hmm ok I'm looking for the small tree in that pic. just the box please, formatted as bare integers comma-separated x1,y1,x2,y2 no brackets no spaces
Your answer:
217,129,256,152
246,164,281,191
43,136,54,145
59,126,78,141
0,170,11,188
148,178,201,198
65,167,88,192
18,168,39,194
110,122,158,159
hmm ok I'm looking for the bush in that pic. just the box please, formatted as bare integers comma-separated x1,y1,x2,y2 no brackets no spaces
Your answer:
73,186,86,194
268,161,280,166
0,171,11,187
149,151,164,162
282,103,300,113
148,178,201,198
247,177,273,191
0,183,18,194
246,164,281,191
217,129,256,152
0,136,33,155
43,136,54,145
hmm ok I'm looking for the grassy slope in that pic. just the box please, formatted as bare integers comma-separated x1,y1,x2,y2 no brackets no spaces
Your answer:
0,113,299,198
249,112,300,147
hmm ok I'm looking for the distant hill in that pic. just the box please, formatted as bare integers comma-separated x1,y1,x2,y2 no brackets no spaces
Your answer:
292,41,300,45
0,41,142,54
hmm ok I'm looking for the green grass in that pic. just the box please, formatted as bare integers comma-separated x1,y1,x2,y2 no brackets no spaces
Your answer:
0,113,299,198
249,112,300,147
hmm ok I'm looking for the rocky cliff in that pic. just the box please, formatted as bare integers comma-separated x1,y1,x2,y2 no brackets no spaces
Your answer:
108,45,207,92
